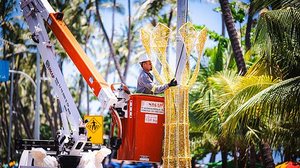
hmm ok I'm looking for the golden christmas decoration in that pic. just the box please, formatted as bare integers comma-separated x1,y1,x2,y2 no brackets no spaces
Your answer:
141,22,207,168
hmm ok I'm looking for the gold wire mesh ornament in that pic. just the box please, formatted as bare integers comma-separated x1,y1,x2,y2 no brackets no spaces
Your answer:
140,28,165,84
151,23,174,82
140,28,151,55
139,23,207,168
179,22,198,86
163,86,191,168
188,28,207,87
179,22,198,58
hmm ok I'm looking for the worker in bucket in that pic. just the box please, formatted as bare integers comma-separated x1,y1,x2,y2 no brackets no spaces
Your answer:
137,55,177,94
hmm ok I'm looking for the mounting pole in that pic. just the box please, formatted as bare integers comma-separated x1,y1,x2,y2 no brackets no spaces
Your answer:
175,0,188,84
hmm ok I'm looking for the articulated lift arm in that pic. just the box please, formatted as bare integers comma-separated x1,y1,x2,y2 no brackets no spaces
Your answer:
22,0,118,110
21,0,121,157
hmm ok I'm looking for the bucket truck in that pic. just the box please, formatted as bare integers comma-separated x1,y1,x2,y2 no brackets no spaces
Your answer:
18,0,166,167
18,0,125,167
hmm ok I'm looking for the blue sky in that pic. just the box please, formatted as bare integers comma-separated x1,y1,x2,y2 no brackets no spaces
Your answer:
101,0,223,34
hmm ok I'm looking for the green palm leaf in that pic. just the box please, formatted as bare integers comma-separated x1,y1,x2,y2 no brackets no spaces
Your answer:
191,70,239,133
208,70,239,100
223,76,300,134
251,0,300,14
251,8,300,79
221,75,279,115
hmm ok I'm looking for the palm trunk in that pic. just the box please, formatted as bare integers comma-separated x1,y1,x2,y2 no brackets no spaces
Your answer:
221,14,225,36
233,145,238,168
123,0,132,81
77,76,84,109
208,146,217,167
42,68,58,136
40,92,56,137
208,149,217,168
1,90,9,151
283,144,292,161
56,99,62,131
209,151,217,162
40,75,56,137
240,147,247,168
221,145,228,168
13,78,33,139
219,0,247,75
168,9,173,28
3,83,10,136
16,95,33,138
105,0,116,81
191,156,196,168
245,1,254,51
95,0,124,83
46,77,60,135
260,140,275,168
249,143,256,168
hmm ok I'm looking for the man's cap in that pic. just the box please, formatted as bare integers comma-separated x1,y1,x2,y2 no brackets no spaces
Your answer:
138,55,151,63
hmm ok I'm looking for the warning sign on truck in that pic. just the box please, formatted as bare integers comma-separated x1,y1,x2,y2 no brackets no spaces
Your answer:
145,114,158,124
84,115,103,144
140,100,164,114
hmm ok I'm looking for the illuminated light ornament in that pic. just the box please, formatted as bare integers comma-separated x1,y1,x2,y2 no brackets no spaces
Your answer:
179,22,198,86
141,28,165,84
151,23,173,82
141,22,207,168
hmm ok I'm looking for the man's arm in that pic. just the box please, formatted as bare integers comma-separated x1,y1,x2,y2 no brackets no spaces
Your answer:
138,73,169,94
153,84,169,94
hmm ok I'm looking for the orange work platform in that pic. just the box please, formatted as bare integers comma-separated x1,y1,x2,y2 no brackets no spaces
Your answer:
118,94,165,163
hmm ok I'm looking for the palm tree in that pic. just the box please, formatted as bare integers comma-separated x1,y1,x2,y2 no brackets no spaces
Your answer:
0,0,36,161
245,0,300,51
251,8,300,79
191,70,242,168
219,0,247,75
245,0,254,51
222,7,300,167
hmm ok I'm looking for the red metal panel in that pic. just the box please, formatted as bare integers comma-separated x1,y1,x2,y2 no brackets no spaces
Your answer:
118,94,165,163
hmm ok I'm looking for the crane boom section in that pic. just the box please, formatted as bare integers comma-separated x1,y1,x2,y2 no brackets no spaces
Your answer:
48,13,109,97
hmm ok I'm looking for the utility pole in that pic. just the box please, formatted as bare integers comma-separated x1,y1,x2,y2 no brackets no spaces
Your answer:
175,0,188,84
